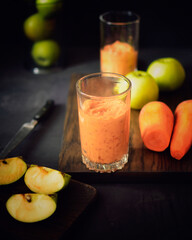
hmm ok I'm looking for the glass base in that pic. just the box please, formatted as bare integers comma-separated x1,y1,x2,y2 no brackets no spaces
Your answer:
82,154,128,173
24,56,63,75
32,66,62,75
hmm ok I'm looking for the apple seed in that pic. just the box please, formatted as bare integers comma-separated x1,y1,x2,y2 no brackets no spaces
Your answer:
25,194,32,203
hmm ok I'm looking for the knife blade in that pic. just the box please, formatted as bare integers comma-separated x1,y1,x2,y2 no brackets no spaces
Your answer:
0,99,54,159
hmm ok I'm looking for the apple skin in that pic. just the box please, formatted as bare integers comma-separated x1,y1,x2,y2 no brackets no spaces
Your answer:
147,57,185,91
36,0,63,18
31,40,60,67
126,70,159,110
24,13,55,41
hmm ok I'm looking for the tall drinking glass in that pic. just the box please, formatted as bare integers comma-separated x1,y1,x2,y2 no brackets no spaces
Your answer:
76,72,131,173
100,11,140,76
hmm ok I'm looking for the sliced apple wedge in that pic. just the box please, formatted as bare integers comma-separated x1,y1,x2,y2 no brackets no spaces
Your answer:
0,157,27,185
24,165,71,194
6,193,57,223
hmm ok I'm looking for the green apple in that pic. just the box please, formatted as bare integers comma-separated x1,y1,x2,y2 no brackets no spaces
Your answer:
126,71,159,110
31,40,60,67
24,13,55,41
0,157,27,185
36,0,63,18
147,57,185,91
24,165,71,194
6,193,57,223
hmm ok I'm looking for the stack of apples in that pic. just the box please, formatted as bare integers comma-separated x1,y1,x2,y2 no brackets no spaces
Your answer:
23,0,63,68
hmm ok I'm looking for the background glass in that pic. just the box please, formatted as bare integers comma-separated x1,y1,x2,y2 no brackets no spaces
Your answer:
100,11,140,76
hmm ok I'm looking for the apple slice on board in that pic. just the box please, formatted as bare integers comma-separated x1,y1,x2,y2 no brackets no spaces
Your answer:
24,165,71,194
0,157,27,185
6,193,57,223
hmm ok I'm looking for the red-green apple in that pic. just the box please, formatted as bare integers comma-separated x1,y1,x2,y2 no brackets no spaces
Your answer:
147,57,185,91
24,165,71,194
6,193,57,223
31,40,60,67
24,13,55,41
126,70,159,110
0,157,27,185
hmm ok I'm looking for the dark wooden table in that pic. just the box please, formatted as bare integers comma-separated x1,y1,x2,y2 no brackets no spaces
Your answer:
0,45,192,240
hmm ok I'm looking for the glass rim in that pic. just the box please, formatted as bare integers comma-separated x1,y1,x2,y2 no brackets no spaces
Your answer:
76,72,132,100
99,11,140,26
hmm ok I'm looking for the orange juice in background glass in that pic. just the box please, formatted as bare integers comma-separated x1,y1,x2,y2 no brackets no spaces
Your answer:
100,11,140,76
76,73,131,173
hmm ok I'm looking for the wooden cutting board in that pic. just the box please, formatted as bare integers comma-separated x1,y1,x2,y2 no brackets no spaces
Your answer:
59,73,192,182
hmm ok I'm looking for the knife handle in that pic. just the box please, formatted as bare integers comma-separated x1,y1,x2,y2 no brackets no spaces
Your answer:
33,100,55,121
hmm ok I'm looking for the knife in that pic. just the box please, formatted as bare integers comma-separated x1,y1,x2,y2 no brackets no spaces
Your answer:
0,99,54,159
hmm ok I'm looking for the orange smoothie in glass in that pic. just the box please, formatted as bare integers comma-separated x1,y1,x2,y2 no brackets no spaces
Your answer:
100,40,138,76
78,99,130,164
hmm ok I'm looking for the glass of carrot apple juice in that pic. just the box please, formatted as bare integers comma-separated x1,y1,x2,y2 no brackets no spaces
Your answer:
100,11,140,76
76,72,131,173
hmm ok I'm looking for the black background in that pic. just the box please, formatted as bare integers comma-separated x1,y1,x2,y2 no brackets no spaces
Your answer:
1,0,191,49
0,2,192,240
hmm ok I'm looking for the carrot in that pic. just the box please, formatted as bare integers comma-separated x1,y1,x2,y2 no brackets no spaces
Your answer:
139,101,174,152
170,100,192,160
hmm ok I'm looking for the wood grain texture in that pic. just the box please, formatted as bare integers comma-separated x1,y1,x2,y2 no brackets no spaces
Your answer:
59,73,192,182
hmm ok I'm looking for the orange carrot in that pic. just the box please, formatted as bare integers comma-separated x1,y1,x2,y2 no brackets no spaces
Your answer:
170,100,192,160
139,101,174,152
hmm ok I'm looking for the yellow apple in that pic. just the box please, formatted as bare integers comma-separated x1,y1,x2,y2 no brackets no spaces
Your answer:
126,70,159,110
